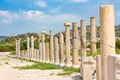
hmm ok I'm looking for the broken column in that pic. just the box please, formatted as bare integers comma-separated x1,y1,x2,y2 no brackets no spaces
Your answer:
96,55,101,80
31,36,34,60
50,30,54,63
54,37,59,65
90,17,96,54
80,20,86,58
45,43,50,63
59,32,65,66
72,22,79,68
41,31,46,62
64,23,71,67
107,55,120,80
100,5,115,80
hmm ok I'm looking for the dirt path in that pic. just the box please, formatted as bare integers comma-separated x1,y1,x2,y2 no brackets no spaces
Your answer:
0,52,80,80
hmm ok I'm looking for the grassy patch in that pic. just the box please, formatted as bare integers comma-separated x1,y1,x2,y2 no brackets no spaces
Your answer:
10,51,16,55
4,62,9,64
57,67,80,76
116,48,120,54
14,62,61,70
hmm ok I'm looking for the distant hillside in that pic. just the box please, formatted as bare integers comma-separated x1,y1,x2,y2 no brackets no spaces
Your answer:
0,36,7,40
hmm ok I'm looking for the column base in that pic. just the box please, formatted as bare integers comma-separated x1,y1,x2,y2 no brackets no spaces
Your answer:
65,64,72,67
72,64,80,68
55,63,59,65
60,63,65,67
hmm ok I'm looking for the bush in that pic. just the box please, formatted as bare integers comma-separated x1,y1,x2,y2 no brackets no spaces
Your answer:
0,43,15,52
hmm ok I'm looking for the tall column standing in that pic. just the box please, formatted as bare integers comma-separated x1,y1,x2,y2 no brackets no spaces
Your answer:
50,30,54,63
80,20,86,58
54,37,59,65
31,36,34,60
59,32,65,66
64,23,71,67
100,5,115,80
45,43,50,63
90,17,97,54
41,31,46,62
72,22,79,68
27,37,30,58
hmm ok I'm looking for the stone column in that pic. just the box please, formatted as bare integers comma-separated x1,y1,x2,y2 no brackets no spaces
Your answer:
90,17,96,54
54,37,59,65
50,30,54,63
96,55,101,80
64,23,71,67
59,32,65,66
18,40,20,58
80,20,86,58
45,43,50,63
41,31,46,62
100,5,115,80
72,22,79,68
31,36,34,60
27,37,30,58
39,42,42,62
16,40,18,57
107,55,120,80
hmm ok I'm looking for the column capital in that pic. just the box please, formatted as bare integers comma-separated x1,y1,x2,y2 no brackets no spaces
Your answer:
41,31,46,34
64,23,71,27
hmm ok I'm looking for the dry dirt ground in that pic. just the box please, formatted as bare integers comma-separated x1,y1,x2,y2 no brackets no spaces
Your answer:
0,52,80,80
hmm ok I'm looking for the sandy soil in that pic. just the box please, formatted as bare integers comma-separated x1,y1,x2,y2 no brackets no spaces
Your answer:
0,52,80,80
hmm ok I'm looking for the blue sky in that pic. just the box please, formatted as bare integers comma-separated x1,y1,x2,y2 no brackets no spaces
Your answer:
0,0,120,36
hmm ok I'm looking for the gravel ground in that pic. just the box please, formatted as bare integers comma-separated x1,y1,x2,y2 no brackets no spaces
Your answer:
0,52,80,80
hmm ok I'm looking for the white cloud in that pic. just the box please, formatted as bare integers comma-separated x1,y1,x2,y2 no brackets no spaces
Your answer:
70,0,88,3
0,10,81,33
0,10,19,24
50,6,61,14
34,0,47,8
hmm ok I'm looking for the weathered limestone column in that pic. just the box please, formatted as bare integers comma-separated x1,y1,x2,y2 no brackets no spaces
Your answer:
90,17,96,54
27,37,30,58
96,55,101,80
39,42,42,62
18,40,20,58
64,23,71,67
54,37,59,65
100,5,115,80
41,31,46,62
16,40,18,57
107,55,120,80
37,50,39,61
72,22,79,68
50,30,54,63
45,43,50,63
59,32,65,66
31,36,34,60
82,58,96,80
80,20,86,58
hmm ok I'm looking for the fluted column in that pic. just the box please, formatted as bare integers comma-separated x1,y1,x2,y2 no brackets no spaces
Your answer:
64,23,71,67
80,20,86,58
31,36,34,60
27,37,30,58
54,37,59,65
45,43,50,63
90,17,96,54
59,32,65,66
41,31,46,62
100,5,115,80
72,22,79,68
50,30,54,63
